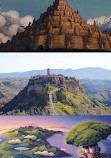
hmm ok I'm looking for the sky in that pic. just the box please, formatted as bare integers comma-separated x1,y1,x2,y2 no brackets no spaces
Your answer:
0,116,111,134
1,0,111,20
0,53,111,73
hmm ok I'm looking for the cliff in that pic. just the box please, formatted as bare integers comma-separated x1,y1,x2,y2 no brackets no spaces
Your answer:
0,74,111,115
0,0,111,51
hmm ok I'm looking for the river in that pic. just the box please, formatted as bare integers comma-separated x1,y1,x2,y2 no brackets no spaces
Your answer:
47,132,111,158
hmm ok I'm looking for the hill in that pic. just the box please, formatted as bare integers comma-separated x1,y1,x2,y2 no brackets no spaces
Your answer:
1,67,111,80
1,74,111,115
0,78,28,107
80,79,111,106
0,126,69,158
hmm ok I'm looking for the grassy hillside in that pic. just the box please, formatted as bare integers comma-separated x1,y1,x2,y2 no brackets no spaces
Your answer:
0,126,69,158
52,88,111,115
1,84,111,115
0,78,111,115
0,78,28,107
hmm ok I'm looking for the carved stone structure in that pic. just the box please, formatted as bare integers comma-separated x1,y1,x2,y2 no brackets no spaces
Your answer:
1,0,111,51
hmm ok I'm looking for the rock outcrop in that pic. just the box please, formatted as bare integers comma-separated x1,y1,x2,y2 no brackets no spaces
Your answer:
79,145,101,158
79,153,111,158
0,0,111,51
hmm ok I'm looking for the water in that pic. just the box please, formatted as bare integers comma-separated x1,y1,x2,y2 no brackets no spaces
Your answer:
0,134,7,144
15,147,29,151
47,132,111,158
47,132,81,158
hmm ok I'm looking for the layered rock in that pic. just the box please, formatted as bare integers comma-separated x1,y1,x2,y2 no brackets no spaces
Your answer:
0,0,111,51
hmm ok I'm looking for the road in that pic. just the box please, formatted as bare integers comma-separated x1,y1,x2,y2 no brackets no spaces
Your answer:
12,151,21,158
49,88,59,115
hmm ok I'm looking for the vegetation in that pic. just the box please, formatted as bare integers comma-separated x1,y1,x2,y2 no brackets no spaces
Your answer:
80,79,111,106
0,77,111,115
66,121,111,147
53,88,111,115
0,126,69,158
0,78,28,107
53,102,76,115
79,151,87,154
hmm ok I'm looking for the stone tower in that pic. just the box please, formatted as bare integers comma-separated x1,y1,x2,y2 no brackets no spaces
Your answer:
47,68,50,76
0,0,111,51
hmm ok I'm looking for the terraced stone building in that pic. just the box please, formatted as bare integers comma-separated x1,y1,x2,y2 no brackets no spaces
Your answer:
0,0,111,51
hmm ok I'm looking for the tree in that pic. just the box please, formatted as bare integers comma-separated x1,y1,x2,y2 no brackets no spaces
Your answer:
66,121,111,147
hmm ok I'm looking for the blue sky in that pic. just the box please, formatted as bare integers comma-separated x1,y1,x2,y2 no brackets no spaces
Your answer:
0,53,111,73
1,0,111,20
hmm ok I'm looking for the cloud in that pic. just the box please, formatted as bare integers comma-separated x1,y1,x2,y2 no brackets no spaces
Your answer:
24,135,37,140
45,126,70,131
21,122,39,127
0,9,34,44
8,24,20,36
0,15,6,27
8,139,21,144
61,148,67,152
20,15,34,27
34,151,55,156
87,14,111,32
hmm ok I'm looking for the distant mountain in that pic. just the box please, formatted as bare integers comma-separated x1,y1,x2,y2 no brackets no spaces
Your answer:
1,67,111,80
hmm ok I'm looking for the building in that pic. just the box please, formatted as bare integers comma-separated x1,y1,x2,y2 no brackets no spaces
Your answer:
0,0,111,51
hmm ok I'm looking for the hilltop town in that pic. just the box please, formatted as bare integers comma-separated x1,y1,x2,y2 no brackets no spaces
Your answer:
0,0,111,51
28,68,79,94
0,69,111,115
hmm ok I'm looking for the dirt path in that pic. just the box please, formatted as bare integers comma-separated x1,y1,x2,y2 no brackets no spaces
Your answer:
49,88,59,115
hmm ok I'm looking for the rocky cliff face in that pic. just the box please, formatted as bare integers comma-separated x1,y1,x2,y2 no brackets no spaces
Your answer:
0,0,111,51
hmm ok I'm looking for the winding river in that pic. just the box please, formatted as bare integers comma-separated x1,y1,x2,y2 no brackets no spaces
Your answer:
47,132,111,158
